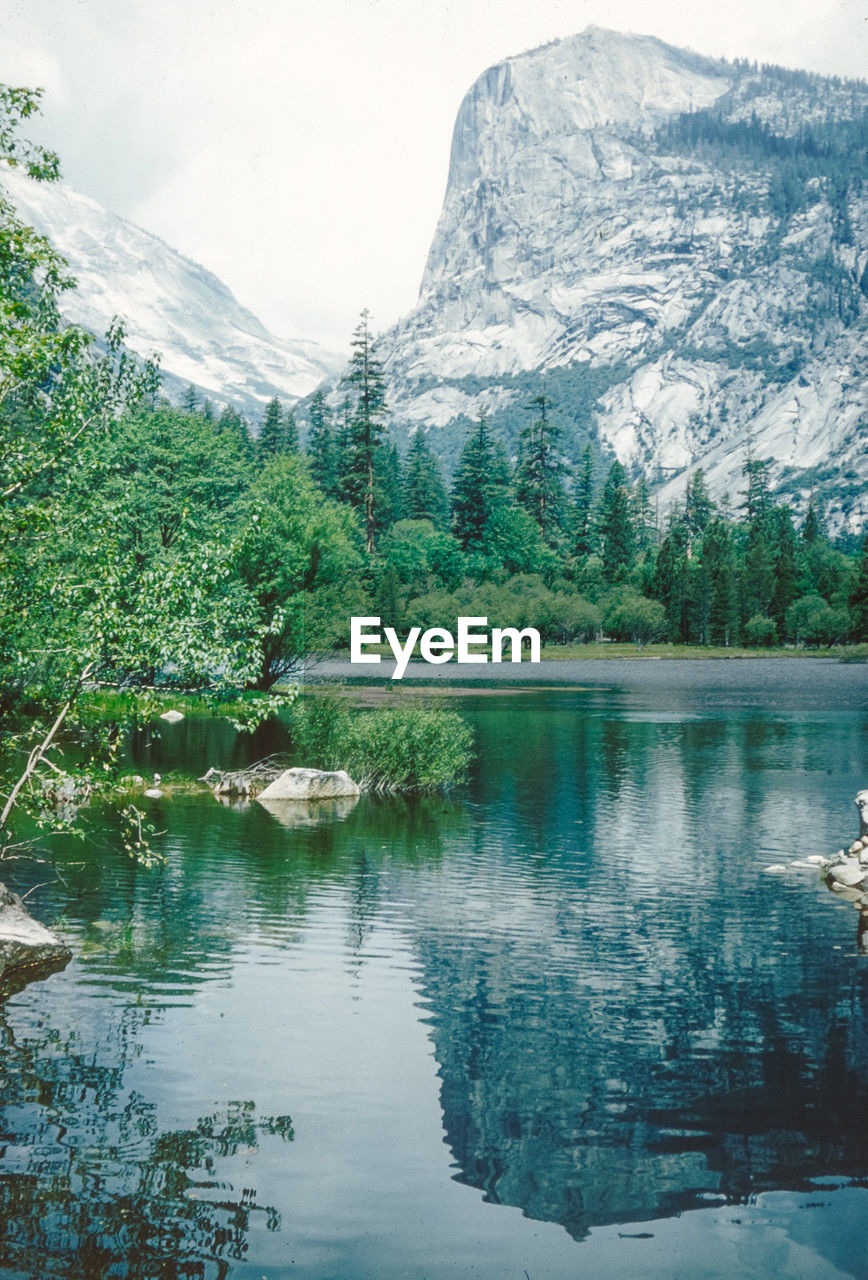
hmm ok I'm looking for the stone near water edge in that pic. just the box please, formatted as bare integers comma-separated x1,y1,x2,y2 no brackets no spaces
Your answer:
257,767,361,803
143,788,164,799
763,865,788,874
0,883,71,986
160,710,185,724
826,861,868,890
857,791,868,838
804,855,828,866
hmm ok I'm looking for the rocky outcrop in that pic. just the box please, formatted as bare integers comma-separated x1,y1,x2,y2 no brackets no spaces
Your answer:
822,791,868,904
0,883,71,990
855,790,868,838
257,768,361,802
368,27,868,532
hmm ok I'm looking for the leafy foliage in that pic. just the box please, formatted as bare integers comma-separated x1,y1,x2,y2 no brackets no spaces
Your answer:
289,690,474,791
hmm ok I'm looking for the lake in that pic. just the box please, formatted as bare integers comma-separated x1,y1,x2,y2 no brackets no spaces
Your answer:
2,659,867,1279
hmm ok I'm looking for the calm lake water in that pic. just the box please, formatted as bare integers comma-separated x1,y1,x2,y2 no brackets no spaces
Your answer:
2,660,868,1279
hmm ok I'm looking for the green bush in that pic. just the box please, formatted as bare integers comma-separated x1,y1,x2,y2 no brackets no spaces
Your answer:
785,594,849,646
602,591,667,643
290,691,473,792
743,615,779,647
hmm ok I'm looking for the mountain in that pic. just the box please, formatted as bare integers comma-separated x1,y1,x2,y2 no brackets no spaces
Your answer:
1,165,340,419
372,28,868,534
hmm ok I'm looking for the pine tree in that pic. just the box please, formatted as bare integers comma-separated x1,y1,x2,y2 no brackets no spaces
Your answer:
374,441,404,534
514,393,567,542
217,404,254,458
403,429,448,526
339,310,388,553
182,384,199,413
701,518,739,645
770,507,798,635
740,442,771,527
632,475,656,553
451,414,509,551
284,408,299,454
651,517,690,642
571,444,596,560
596,461,635,579
307,390,338,496
258,397,298,459
802,497,823,543
684,469,714,540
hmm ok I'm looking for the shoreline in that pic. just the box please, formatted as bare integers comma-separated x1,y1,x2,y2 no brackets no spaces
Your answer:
308,653,868,693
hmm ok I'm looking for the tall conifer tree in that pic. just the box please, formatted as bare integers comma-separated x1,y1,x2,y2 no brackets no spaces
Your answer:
404,429,448,526
571,444,596,560
340,310,388,553
307,390,338,496
596,461,635,579
258,397,298,459
451,414,509,551
515,393,567,542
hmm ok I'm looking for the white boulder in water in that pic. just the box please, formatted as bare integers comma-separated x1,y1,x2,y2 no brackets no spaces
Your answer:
257,768,361,802
0,883,71,986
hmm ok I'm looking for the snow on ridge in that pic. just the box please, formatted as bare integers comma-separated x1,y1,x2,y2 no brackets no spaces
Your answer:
1,164,340,416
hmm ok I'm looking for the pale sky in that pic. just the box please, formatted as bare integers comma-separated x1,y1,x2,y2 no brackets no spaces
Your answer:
1,0,865,353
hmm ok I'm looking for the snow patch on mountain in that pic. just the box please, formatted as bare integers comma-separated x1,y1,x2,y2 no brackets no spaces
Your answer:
2,165,340,417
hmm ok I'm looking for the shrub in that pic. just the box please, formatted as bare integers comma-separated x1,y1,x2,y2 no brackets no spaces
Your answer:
603,591,667,643
289,691,473,791
743,614,779,647
786,594,848,646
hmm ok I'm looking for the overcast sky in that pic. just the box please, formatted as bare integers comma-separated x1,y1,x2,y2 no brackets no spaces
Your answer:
1,0,865,352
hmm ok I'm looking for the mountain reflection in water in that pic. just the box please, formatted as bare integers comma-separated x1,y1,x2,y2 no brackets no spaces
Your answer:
1,663,867,1278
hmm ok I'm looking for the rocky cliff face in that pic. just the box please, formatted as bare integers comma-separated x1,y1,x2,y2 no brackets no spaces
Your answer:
377,28,868,533
2,166,340,419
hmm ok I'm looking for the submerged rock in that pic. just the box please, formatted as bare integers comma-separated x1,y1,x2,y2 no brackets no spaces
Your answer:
0,883,71,990
257,767,361,802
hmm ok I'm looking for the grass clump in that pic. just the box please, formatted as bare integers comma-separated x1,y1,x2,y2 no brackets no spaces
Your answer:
289,691,473,792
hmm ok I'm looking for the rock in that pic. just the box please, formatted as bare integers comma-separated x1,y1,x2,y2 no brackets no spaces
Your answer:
763,864,788,874
258,794,360,828
789,860,820,869
160,709,185,724
857,790,868,837
0,883,71,988
803,855,828,865
143,788,164,799
257,767,361,802
826,861,868,890
848,841,865,856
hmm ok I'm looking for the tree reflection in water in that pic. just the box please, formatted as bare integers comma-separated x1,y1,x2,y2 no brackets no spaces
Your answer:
0,1003,292,1279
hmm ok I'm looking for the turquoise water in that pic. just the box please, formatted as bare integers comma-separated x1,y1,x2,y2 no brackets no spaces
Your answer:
2,662,867,1278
